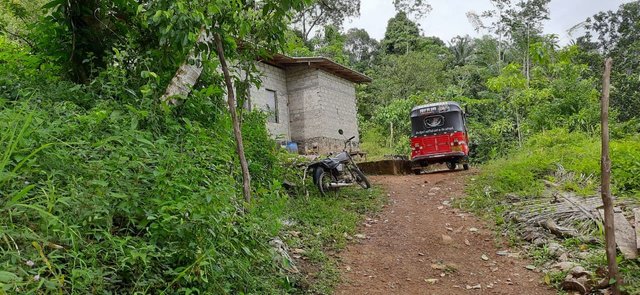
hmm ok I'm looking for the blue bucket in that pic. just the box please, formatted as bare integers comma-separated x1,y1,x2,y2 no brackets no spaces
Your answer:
285,142,299,154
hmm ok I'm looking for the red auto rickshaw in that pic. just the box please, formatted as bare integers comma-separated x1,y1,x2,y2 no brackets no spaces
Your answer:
410,101,470,174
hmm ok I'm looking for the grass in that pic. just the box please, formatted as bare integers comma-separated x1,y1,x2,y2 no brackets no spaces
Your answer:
462,128,640,293
0,93,386,294
284,186,387,293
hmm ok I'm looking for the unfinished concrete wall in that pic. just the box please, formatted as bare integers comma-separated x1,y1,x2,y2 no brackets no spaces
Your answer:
286,66,360,154
286,65,319,146
317,70,359,142
249,62,290,141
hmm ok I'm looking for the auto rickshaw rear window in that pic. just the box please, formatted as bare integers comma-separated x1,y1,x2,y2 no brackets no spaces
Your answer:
411,111,464,136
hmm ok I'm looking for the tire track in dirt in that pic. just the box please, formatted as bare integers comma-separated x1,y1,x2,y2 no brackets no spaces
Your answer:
334,170,556,295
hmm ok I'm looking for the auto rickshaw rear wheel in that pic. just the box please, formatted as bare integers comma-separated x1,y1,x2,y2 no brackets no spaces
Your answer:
446,162,457,170
463,163,469,170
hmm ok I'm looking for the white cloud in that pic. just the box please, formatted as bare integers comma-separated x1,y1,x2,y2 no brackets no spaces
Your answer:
344,0,632,45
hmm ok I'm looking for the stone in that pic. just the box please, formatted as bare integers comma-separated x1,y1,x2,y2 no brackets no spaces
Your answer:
442,234,453,245
466,284,481,289
548,242,564,257
291,248,306,254
525,265,536,271
532,237,547,246
552,262,576,272
558,252,569,262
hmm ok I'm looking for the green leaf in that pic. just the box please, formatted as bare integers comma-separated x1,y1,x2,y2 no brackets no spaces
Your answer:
7,184,35,206
89,180,109,187
136,137,155,147
42,0,65,10
0,271,19,284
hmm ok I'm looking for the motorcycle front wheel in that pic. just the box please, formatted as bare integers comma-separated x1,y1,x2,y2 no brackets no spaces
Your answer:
352,166,371,189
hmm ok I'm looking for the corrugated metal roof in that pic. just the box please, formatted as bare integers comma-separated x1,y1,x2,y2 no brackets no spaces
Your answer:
261,54,372,83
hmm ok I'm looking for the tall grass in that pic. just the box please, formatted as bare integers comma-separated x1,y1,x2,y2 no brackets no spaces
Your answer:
465,128,639,212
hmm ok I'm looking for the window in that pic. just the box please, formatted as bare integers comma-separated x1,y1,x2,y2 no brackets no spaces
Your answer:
265,89,278,123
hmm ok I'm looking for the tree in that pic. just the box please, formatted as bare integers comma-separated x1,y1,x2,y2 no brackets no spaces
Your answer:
0,0,47,47
580,1,640,121
154,0,305,203
292,0,360,42
309,25,349,64
344,28,379,71
381,12,421,55
449,35,476,67
37,0,139,83
393,0,432,21
476,0,551,82
363,50,449,111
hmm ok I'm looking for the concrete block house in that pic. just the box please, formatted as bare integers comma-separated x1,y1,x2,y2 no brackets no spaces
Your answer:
247,54,371,154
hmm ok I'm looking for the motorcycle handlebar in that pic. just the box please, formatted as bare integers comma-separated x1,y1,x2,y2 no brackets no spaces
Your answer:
343,136,356,151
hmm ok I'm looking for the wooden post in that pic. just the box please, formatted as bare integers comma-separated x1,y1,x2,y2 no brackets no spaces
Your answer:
389,122,394,149
214,33,252,203
601,57,620,295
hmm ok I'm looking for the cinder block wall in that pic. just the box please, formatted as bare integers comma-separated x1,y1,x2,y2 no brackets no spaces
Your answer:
286,65,318,144
317,70,359,142
286,66,360,154
249,63,290,141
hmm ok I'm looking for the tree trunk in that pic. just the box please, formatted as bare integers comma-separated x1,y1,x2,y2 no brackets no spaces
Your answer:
160,28,210,104
601,57,620,295
515,109,522,147
214,32,252,203
525,24,531,87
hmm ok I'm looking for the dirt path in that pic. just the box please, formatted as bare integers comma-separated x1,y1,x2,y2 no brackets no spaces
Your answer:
334,169,556,295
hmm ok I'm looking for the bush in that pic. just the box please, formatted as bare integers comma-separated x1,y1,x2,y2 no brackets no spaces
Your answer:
0,96,293,294
465,129,640,213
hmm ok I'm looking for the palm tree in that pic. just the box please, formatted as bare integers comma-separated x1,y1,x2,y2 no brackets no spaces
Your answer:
449,35,476,67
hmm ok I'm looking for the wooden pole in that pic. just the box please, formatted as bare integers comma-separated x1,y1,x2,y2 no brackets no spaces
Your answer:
214,32,252,203
390,122,394,149
601,57,620,295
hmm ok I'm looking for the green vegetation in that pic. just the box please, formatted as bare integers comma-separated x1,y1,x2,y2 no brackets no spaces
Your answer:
0,0,390,293
292,12,639,293
465,129,640,211
0,50,386,294
2,0,640,293
285,187,386,293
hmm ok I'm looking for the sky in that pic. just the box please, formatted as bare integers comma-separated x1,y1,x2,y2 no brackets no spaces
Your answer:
344,0,632,45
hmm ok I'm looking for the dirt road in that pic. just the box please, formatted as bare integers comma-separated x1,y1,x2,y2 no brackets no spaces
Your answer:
334,170,556,295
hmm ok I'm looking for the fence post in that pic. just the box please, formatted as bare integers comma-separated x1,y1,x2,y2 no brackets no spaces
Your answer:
601,57,620,295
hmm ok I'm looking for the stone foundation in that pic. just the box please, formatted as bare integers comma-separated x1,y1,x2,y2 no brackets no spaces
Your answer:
297,136,360,155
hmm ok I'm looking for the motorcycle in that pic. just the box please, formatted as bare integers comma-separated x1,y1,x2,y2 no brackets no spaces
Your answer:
309,129,371,196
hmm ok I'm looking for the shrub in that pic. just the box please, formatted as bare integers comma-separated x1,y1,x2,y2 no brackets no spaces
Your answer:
0,97,292,294
465,129,640,213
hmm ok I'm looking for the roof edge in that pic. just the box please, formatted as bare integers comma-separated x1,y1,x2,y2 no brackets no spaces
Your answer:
262,54,372,83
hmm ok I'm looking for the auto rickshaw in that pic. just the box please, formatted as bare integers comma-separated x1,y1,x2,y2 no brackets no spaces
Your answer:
410,101,470,174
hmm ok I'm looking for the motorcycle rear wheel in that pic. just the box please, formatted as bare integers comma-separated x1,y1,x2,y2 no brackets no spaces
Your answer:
315,168,337,197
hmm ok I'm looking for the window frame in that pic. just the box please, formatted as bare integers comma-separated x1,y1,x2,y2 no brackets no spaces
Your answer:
265,89,278,123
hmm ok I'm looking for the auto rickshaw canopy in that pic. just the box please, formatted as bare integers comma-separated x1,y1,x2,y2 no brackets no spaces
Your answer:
410,102,465,137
